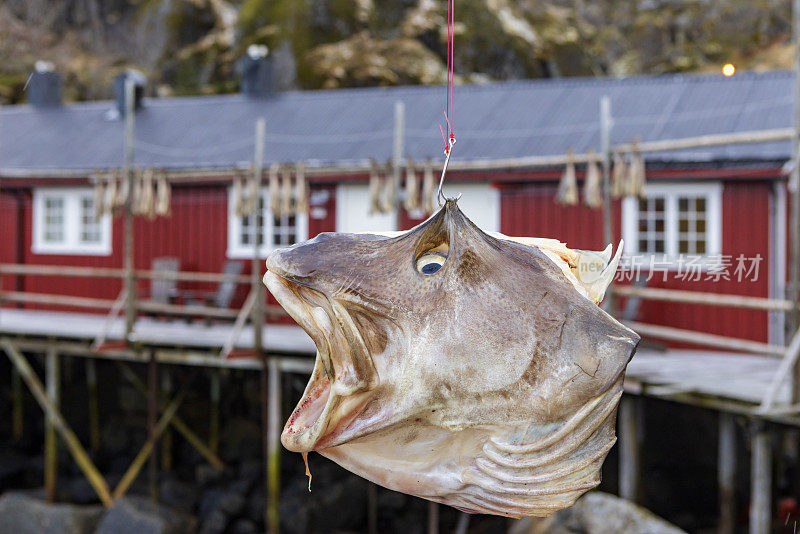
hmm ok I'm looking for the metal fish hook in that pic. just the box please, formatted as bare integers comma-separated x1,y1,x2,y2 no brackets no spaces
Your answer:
437,136,458,206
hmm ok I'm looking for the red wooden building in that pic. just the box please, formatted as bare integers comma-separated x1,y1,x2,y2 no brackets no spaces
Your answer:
0,65,792,348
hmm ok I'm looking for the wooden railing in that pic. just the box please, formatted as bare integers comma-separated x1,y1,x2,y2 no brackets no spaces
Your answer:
612,283,799,414
0,263,286,356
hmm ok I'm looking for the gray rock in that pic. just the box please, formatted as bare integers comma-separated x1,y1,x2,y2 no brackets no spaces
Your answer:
199,509,228,534
160,477,198,512
0,491,103,534
94,495,197,534
510,492,687,534
230,518,258,534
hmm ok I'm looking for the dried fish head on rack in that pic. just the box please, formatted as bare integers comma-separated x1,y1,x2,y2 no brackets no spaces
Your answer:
264,199,639,518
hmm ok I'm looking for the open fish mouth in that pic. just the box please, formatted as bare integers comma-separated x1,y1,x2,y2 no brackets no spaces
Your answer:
263,270,377,453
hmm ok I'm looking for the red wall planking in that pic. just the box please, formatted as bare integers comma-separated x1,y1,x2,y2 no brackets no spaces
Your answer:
2,182,338,316
499,180,772,344
0,176,776,342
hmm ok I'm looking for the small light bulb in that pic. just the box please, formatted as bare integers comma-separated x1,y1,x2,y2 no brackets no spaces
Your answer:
722,64,735,77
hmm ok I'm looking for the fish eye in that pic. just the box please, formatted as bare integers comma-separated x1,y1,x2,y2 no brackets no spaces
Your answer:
416,252,446,275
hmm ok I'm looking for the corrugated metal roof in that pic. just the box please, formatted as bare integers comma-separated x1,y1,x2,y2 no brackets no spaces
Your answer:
0,70,793,173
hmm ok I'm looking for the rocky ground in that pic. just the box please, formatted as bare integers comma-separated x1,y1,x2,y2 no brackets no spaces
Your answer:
0,0,795,104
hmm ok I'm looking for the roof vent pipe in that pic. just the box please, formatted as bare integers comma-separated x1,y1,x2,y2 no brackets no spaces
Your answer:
239,45,275,98
113,70,146,116
28,61,62,108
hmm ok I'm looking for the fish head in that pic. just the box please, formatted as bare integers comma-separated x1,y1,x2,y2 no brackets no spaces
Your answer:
264,199,639,517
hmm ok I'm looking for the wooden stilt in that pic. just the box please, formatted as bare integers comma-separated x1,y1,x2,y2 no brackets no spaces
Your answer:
209,370,220,455
266,358,281,534
1,339,113,507
749,422,772,534
85,360,101,452
454,512,470,534
112,389,186,500
160,370,173,472
116,362,225,470
718,413,736,534
147,351,159,501
619,395,642,503
427,502,439,534
12,366,23,441
44,345,60,502
367,484,378,534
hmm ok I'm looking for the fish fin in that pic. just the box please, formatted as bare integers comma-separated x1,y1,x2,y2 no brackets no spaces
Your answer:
573,240,623,304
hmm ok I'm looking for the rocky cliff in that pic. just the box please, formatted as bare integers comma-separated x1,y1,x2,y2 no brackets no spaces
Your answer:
0,0,793,103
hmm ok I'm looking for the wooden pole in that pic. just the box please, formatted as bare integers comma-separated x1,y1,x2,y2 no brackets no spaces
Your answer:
600,96,615,315
427,502,439,534
112,389,186,500
123,76,136,339
367,484,378,534
252,118,265,355
147,351,159,501
791,0,800,413
749,422,772,534
454,512,470,534
619,395,641,503
252,117,274,533
718,413,736,534
160,370,173,472
116,362,225,470
44,345,60,502
393,100,405,226
209,370,220,455
266,358,281,534
11,366,23,441
85,360,100,452
1,339,113,507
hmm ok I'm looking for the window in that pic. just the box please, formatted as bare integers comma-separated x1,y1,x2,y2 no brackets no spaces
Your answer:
33,188,112,255
227,190,308,258
622,183,721,264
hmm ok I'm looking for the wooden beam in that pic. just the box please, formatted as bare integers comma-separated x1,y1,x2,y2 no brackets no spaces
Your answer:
266,358,280,534
209,370,220,455
614,285,795,312
11,367,23,441
85,360,101,452
44,345,60,502
0,291,116,310
0,263,250,284
454,513,470,534
1,339,113,507
112,389,186,500
718,413,736,534
615,128,793,155
625,321,785,357
0,264,124,278
160,371,173,472
749,422,772,534
147,351,159,501
116,362,226,471
123,76,136,340
368,484,378,534
618,395,642,503
135,301,240,319
427,502,439,534
221,289,256,358
759,327,800,412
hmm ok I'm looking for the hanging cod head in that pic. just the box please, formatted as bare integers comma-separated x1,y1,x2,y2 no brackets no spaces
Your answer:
263,199,639,518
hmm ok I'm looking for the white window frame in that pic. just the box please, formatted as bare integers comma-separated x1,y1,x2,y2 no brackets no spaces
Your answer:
32,187,112,256
227,188,309,258
622,182,722,267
